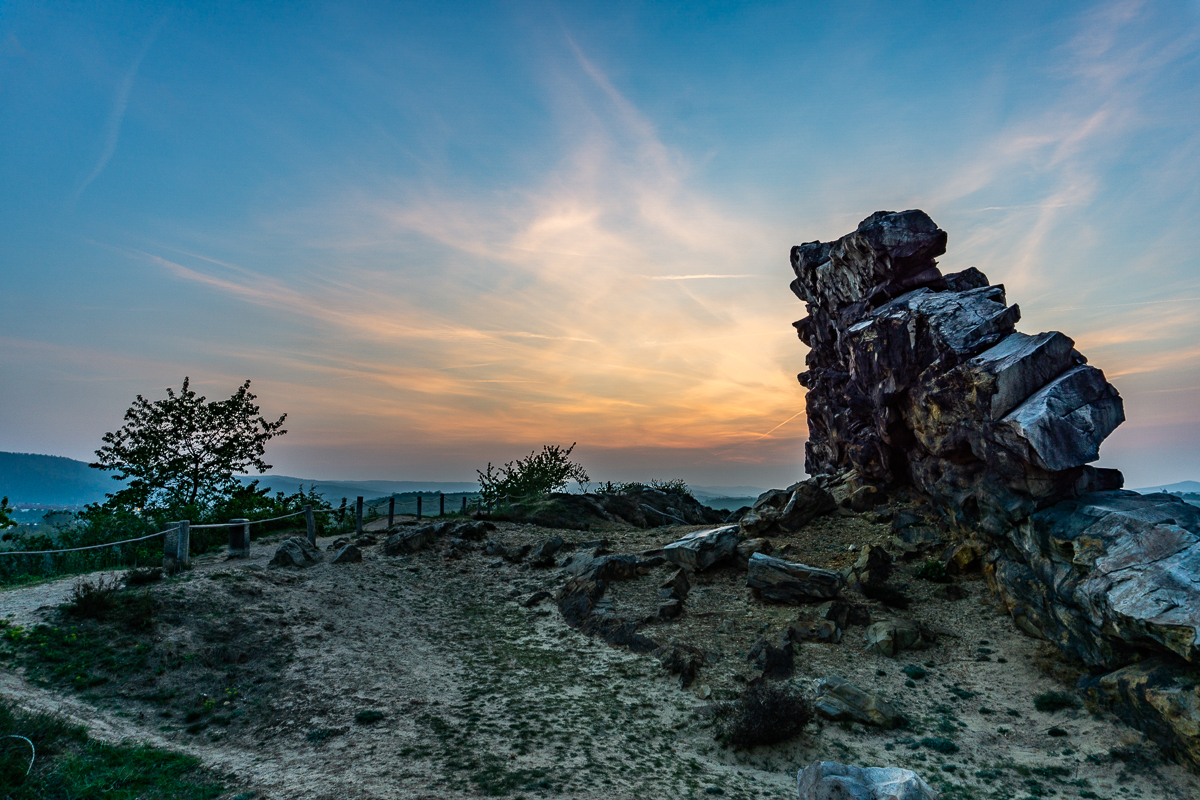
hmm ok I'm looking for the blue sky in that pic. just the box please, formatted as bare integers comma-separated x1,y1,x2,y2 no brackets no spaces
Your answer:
1,0,1198,488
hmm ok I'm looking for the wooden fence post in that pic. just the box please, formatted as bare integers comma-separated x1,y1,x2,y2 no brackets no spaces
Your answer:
439,493,445,517
356,497,364,536
229,518,250,558
417,496,422,520
461,496,467,515
164,524,178,571
304,504,316,544
388,497,395,528
177,520,190,568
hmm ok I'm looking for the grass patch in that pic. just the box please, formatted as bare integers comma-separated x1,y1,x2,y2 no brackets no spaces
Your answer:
0,697,223,799
1033,691,1078,713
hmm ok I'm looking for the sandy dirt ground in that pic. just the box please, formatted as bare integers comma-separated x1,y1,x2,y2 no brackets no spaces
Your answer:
2,516,1199,800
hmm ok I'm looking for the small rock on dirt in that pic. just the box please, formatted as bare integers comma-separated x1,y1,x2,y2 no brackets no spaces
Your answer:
746,553,844,603
813,676,905,728
663,526,740,571
797,760,935,800
331,544,362,564
864,620,937,658
270,537,323,568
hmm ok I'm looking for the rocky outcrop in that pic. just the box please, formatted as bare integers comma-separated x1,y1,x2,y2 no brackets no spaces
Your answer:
789,209,1200,768
986,491,1200,668
791,210,1124,534
797,761,936,800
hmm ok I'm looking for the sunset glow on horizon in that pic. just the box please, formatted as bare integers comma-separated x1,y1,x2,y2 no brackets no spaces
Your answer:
2,2,1198,488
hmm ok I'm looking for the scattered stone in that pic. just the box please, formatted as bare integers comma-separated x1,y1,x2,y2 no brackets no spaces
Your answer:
787,616,841,645
529,535,564,567
734,537,774,569
813,677,906,729
657,599,683,620
562,553,640,582
355,534,377,547
326,537,350,552
864,620,937,658
815,599,871,628
521,590,552,608
658,568,691,601
746,553,845,603
845,544,892,589
331,544,362,564
661,642,705,688
663,526,741,571
797,760,935,800
740,480,837,535
383,526,440,556
270,537,323,568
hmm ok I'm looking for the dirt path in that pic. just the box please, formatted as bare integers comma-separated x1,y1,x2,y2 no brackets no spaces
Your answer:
2,520,1199,800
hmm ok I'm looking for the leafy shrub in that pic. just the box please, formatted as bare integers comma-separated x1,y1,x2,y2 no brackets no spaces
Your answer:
1034,691,1078,713
66,576,122,619
595,478,693,498
914,559,951,583
477,444,589,504
712,682,812,748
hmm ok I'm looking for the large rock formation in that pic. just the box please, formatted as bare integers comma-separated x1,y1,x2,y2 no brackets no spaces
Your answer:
791,210,1124,532
790,210,1200,768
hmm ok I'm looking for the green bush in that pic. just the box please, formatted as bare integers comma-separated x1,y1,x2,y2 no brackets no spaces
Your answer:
914,560,950,583
477,444,589,504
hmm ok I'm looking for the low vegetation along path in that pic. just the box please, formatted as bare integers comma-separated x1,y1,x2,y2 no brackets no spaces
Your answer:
3,519,1199,799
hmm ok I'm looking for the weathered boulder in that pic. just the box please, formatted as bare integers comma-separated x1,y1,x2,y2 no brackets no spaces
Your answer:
740,481,836,535
331,544,362,564
797,760,936,800
529,535,564,567
270,537,323,568
383,526,439,555
787,615,842,644
986,491,1200,668
813,676,905,728
747,553,845,603
864,620,936,658
734,537,774,568
845,544,892,589
660,642,706,688
658,568,691,601
663,526,740,571
562,553,640,582
1081,657,1200,769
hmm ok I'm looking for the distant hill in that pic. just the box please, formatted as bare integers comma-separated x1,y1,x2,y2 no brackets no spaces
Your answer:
1133,481,1200,494
240,475,478,500
0,449,778,509
0,451,124,506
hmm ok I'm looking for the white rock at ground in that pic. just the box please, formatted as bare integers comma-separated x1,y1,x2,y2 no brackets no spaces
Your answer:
797,760,937,800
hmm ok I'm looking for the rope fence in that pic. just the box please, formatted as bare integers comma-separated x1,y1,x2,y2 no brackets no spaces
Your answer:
0,493,481,581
